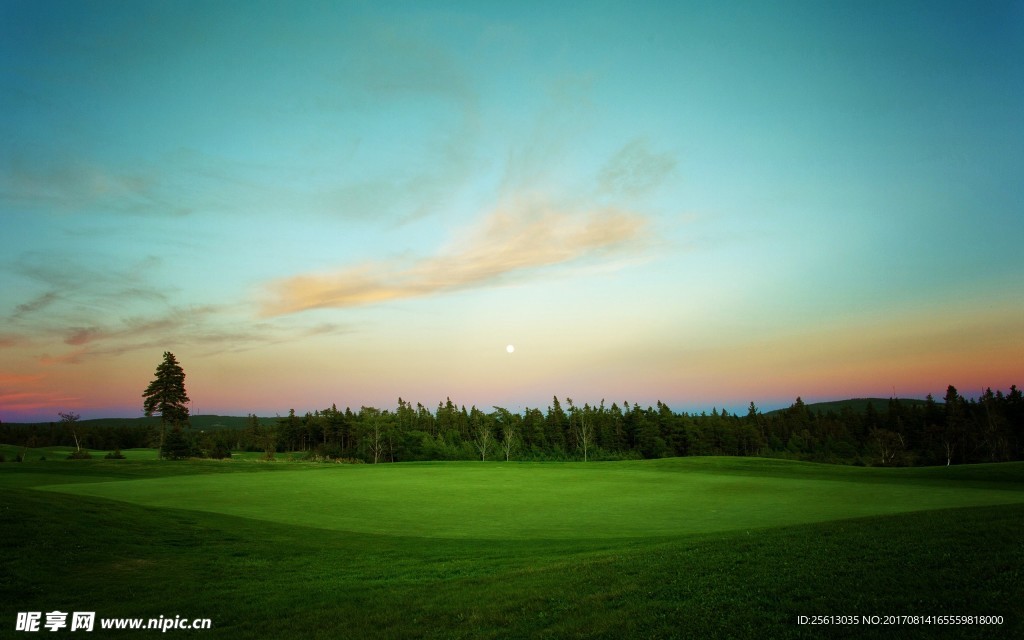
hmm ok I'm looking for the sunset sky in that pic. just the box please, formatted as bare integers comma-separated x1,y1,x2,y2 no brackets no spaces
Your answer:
2,0,1022,422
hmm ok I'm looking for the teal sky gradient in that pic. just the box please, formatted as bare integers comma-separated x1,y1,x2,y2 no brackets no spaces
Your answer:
2,0,1022,421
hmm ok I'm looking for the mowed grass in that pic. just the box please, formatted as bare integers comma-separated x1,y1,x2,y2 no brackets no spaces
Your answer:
2,457,1023,639
0,444,163,461
35,458,1024,539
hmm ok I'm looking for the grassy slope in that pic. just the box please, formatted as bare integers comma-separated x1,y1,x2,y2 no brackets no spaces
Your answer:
1,458,1022,639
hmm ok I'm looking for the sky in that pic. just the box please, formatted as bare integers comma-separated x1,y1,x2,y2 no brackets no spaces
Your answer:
1,0,1022,422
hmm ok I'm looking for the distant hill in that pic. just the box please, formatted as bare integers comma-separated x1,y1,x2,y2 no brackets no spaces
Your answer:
2,415,276,431
766,398,934,417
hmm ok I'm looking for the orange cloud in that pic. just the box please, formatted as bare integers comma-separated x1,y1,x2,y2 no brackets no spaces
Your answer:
65,327,107,346
0,372,45,386
0,371,81,417
262,201,649,316
0,333,32,349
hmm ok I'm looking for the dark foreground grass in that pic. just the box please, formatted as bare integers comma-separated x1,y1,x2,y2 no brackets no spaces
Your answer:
2,473,1022,638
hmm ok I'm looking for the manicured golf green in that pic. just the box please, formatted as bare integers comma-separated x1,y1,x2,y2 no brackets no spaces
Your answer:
36,458,1024,539
5,457,1024,639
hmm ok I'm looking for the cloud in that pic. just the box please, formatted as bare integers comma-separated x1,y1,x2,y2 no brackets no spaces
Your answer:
598,139,677,197
14,253,169,301
4,255,180,359
6,246,357,365
0,151,194,217
0,333,30,349
65,327,107,346
498,72,599,196
304,20,482,226
38,312,194,364
0,391,81,416
262,199,649,316
42,306,227,363
31,303,355,365
0,372,44,386
0,373,77,417
13,291,60,318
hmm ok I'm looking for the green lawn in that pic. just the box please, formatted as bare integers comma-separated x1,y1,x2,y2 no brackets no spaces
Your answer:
35,459,1024,539
2,456,1022,638
0,444,163,461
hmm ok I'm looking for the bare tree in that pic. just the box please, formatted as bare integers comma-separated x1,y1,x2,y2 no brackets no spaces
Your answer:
870,428,904,465
473,419,492,461
59,412,82,452
361,409,387,464
577,410,594,462
942,439,955,467
567,398,594,462
494,407,518,461
370,421,385,463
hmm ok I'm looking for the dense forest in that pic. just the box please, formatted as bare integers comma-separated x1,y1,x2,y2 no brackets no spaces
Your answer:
3,385,1023,467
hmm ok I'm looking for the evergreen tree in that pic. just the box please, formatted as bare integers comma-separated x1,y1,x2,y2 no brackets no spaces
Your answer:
278,409,300,451
142,352,190,453
160,428,194,460
605,402,626,451
522,407,547,451
1007,386,1024,459
657,401,687,456
545,396,569,451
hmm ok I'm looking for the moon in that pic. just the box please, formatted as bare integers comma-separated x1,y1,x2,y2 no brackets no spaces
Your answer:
506,344,515,354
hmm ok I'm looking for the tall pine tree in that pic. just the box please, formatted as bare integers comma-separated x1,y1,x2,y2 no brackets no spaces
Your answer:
142,351,190,454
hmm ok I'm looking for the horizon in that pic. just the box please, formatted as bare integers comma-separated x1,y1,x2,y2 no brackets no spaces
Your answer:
2,1,1022,423
1,389,992,425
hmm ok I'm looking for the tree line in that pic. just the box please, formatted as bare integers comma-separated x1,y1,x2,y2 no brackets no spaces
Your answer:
4,385,1023,467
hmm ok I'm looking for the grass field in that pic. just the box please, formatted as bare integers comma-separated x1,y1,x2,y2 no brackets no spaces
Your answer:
2,455,1023,638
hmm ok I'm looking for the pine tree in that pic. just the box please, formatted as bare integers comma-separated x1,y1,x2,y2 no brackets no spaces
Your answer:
142,351,190,454
160,428,194,460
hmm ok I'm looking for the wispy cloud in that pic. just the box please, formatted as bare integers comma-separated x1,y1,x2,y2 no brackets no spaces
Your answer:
13,291,60,318
0,333,31,349
0,373,78,417
598,138,677,197
64,327,107,346
5,247,357,366
60,314,185,349
4,255,177,357
0,152,194,217
31,304,355,365
498,72,599,196
262,199,649,316
0,372,44,386
12,253,170,307
38,309,204,364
